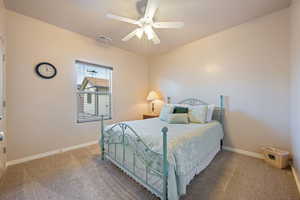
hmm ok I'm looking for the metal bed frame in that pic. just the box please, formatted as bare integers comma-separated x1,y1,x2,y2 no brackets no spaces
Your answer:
100,95,224,200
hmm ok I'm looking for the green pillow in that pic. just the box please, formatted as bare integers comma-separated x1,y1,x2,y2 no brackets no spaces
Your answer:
173,106,188,114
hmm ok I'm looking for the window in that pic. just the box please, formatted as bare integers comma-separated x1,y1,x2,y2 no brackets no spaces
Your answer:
76,60,112,123
87,93,92,104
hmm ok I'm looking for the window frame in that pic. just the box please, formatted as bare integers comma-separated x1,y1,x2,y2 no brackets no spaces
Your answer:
75,60,113,123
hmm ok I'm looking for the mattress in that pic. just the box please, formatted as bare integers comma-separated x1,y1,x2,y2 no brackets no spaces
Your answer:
104,118,224,200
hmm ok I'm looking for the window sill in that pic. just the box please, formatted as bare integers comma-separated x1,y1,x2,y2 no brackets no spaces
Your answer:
77,117,112,124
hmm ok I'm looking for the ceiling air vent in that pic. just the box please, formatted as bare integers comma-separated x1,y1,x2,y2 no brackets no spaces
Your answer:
96,35,112,45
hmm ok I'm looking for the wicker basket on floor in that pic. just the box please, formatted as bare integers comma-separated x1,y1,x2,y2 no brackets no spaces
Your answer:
262,146,290,169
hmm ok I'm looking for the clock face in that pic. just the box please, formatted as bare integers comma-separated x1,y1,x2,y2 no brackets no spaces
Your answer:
35,63,57,79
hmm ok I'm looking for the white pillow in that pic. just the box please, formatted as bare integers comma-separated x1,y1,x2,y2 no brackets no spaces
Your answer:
206,104,216,122
159,104,174,121
188,105,208,123
167,113,189,124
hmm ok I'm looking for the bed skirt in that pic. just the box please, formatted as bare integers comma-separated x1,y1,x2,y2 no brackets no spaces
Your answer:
176,144,221,195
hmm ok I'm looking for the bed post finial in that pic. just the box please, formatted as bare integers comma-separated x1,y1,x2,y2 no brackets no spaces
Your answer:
219,94,225,128
167,96,171,104
220,95,224,109
100,115,105,160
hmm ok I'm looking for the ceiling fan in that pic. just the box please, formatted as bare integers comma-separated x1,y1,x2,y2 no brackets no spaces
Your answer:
106,0,184,44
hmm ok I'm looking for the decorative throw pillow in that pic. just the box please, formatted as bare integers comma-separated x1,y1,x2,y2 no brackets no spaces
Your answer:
159,104,174,121
173,106,189,114
206,104,216,122
167,113,189,124
188,105,208,123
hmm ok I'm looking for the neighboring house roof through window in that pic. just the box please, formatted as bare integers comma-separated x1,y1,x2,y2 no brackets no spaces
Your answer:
79,77,109,91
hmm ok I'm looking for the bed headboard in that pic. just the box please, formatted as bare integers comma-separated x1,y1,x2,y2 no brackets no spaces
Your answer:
176,95,225,125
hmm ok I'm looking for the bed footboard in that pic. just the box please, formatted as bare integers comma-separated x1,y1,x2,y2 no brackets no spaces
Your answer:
100,116,168,200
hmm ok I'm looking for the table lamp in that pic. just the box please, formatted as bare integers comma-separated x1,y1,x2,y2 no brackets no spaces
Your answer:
147,91,159,113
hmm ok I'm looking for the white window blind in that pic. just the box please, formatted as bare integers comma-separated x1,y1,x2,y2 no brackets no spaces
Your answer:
76,60,112,123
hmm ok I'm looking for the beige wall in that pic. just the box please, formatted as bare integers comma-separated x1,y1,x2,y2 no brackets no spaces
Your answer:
290,0,300,176
0,0,6,133
0,0,6,176
6,11,149,161
149,9,291,153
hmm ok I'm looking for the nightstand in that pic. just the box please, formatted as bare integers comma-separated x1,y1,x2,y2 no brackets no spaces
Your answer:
143,113,159,119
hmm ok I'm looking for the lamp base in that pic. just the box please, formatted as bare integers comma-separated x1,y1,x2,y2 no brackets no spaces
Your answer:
151,102,155,113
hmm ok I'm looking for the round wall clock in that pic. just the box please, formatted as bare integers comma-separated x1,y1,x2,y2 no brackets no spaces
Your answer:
35,62,57,79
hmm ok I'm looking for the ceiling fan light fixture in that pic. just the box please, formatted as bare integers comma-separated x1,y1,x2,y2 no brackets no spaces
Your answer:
136,28,144,39
145,26,154,40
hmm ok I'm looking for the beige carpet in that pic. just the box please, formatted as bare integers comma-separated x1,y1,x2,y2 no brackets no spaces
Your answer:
0,144,299,200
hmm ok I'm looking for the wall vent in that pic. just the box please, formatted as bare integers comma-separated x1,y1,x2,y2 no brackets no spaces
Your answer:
96,35,112,45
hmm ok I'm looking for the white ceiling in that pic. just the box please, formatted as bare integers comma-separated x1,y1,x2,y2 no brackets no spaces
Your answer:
4,0,290,56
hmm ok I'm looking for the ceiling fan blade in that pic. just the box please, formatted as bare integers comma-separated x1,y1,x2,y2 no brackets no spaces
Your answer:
144,0,160,20
151,29,160,44
122,29,139,42
153,22,184,29
106,14,139,25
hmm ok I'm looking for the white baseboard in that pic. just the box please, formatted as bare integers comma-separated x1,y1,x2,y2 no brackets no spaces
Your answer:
7,140,99,166
223,146,264,159
7,143,263,166
292,166,300,194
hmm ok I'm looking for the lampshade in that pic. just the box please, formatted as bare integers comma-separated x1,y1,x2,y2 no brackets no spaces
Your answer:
147,91,159,101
